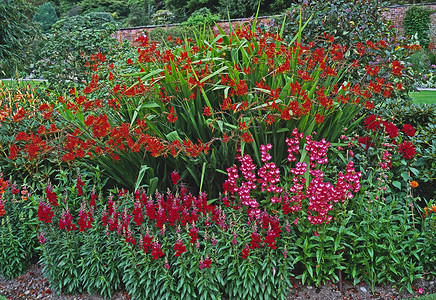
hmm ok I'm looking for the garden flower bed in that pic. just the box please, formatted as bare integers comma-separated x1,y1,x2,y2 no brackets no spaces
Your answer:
1,9,435,300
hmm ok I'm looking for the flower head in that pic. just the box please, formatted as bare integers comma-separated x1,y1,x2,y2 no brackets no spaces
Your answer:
398,141,416,160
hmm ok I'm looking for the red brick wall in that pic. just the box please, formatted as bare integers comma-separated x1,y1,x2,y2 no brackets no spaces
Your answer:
114,4,436,44
382,3,436,43
112,17,273,45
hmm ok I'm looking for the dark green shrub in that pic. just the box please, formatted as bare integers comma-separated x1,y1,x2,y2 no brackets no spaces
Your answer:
0,0,40,78
217,0,259,18
403,5,435,49
182,7,220,27
125,0,155,26
34,12,119,89
80,0,129,19
33,2,59,32
50,11,116,31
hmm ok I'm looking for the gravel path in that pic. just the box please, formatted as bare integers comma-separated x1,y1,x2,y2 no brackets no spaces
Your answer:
0,263,435,299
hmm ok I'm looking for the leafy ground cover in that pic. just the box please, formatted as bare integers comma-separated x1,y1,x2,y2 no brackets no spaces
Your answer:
410,90,436,105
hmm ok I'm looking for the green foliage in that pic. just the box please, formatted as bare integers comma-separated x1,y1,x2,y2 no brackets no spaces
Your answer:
372,97,436,198
182,7,220,28
125,0,156,26
217,0,260,18
0,0,41,77
34,12,119,89
279,0,393,46
80,0,129,19
33,2,59,32
149,26,198,45
151,9,175,24
50,11,116,31
403,6,435,49
0,180,39,279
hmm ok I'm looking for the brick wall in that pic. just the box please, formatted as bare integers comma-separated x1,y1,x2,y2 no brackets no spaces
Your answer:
114,4,436,44
112,17,273,45
381,3,436,43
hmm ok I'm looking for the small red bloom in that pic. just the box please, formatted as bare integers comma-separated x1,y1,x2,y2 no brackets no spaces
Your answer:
241,244,250,259
383,121,399,139
398,141,416,159
363,114,381,131
315,113,324,124
402,124,416,137
168,106,177,123
392,60,403,76
8,144,18,159
174,240,187,257
171,171,180,185
203,107,211,116
241,132,254,143
200,257,212,269
151,242,164,259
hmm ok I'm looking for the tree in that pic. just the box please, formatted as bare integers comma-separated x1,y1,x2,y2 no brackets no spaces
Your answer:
33,2,59,31
0,0,40,77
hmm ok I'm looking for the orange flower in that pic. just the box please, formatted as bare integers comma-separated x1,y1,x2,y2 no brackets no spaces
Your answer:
410,181,419,188
431,204,436,213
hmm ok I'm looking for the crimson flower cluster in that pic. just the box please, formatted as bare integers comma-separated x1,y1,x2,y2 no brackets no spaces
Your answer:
361,114,417,160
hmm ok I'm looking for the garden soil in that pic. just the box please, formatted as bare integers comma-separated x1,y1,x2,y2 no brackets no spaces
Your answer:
0,263,435,300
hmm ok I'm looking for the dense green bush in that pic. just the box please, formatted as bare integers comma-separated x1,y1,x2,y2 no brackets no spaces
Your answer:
80,0,129,19
33,12,119,89
33,2,59,32
0,0,41,78
403,5,435,49
125,0,156,26
182,7,220,28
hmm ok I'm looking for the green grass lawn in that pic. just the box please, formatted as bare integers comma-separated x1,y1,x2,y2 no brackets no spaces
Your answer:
410,90,436,105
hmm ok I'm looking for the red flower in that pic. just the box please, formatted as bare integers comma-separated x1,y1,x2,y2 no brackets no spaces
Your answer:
383,121,398,138
151,242,164,259
126,58,133,65
315,113,324,124
203,106,211,116
398,141,416,159
241,132,254,143
200,257,212,269
174,240,187,257
168,106,177,123
402,124,416,137
241,244,250,259
392,60,403,76
358,136,374,150
143,234,153,252
189,227,199,244
250,232,261,249
363,114,381,131
8,144,18,159
171,171,180,185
